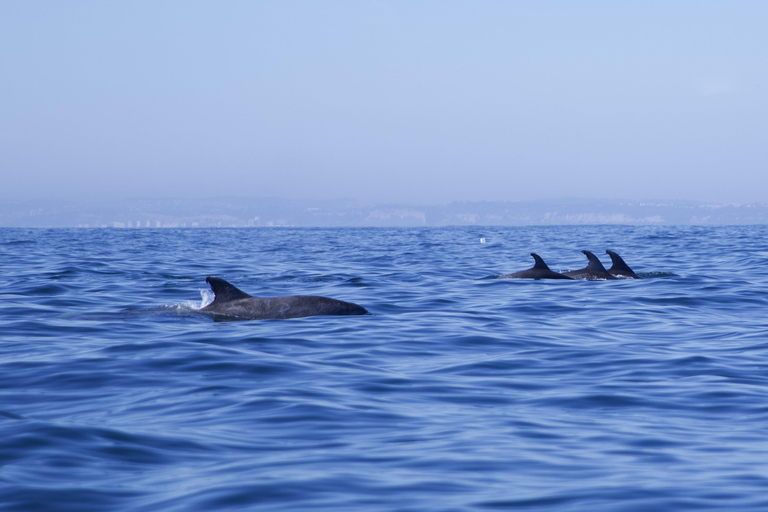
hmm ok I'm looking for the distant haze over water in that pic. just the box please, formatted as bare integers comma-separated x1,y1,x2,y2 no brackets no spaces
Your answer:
2,197,767,228
3,4,768,206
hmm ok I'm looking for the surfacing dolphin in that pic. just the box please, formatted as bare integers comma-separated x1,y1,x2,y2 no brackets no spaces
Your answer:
498,253,574,280
606,250,641,279
199,276,369,320
562,250,617,280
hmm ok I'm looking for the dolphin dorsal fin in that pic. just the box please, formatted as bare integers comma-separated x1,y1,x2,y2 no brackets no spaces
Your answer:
205,276,253,303
582,250,608,272
530,253,551,270
606,250,632,272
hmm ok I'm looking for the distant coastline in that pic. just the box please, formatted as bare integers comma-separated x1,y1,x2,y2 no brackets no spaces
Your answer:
2,197,767,228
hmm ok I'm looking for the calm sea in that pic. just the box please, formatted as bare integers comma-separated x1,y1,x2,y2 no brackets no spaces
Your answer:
2,225,768,511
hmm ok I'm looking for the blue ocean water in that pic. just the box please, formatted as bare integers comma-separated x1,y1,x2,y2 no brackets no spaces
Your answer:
2,225,768,512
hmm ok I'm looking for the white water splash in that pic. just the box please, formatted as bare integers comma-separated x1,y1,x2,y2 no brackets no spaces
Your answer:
199,289,215,309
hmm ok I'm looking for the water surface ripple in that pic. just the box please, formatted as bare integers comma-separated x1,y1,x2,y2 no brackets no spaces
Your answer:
2,226,768,511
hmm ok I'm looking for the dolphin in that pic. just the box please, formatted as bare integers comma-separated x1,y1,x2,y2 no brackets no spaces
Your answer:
498,253,574,280
606,250,641,279
199,276,369,320
562,250,617,280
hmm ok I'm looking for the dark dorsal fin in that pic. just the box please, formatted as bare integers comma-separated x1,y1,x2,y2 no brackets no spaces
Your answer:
582,250,609,272
205,276,253,303
606,250,631,271
530,253,551,270
606,250,640,277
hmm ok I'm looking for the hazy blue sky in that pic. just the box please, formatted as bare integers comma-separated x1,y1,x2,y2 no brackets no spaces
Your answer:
2,2,766,204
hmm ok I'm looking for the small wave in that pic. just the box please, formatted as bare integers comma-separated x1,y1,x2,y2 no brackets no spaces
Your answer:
158,301,206,315
639,271,679,278
1,239,36,246
118,292,212,318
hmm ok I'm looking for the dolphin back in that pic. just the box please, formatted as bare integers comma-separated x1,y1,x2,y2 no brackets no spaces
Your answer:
200,276,368,320
278,296,369,318
498,253,574,280
563,251,617,280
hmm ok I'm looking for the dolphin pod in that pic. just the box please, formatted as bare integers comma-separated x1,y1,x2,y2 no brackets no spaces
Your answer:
499,250,641,280
199,276,369,320
195,250,639,320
